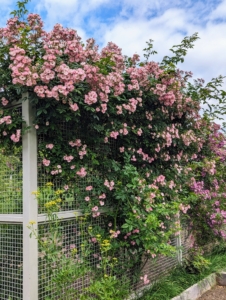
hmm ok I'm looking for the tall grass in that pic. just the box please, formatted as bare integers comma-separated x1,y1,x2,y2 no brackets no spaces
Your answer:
139,245,226,300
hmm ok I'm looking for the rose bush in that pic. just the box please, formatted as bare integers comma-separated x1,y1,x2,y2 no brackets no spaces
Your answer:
1,0,226,294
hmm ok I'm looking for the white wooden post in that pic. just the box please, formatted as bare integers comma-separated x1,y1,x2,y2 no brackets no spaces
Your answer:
176,212,183,265
22,94,38,300
176,232,183,265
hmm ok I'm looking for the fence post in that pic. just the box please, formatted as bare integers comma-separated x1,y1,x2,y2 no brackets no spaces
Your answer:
22,94,38,300
176,212,183,265
176,231,183,265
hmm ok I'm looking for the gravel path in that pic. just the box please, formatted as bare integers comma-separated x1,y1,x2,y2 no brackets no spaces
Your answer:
197,285,226,300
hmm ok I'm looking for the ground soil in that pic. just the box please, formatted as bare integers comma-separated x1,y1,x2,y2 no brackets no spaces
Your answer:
197,285,226,300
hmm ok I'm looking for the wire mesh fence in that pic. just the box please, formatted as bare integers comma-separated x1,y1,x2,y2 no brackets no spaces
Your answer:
38,216,106,300
0,153,22,214
0,224,23,300
0,107,23,215
37,121,116,214
0,100,191,300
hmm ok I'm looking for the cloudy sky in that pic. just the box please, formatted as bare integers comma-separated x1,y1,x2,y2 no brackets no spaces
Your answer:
0,0,226,88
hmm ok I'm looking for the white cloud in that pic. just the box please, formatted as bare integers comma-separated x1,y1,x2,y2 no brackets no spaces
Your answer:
210,0,226,20
34,0,110,27
98,2,226,89
33,0,113,41
0,0,14,27
181,22,226,82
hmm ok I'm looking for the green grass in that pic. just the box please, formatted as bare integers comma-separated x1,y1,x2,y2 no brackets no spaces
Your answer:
139,246,226,300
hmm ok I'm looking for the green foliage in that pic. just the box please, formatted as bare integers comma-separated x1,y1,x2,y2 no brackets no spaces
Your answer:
143,39,158,62
161,33,199,66
10,0,30,19
184,248,211,274
1,1,226,299
140,248,226,300
29,210,91,299
0,150,22,213
83,275,130,300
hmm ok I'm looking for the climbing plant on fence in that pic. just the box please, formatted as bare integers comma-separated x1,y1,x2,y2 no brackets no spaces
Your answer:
1,0,226,298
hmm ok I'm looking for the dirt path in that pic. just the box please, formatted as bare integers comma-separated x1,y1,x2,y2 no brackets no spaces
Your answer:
197,285,226,300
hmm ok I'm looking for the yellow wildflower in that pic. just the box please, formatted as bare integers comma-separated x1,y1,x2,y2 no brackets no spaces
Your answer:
55,189,64,195
29,220,36,225
31,191,40,196
45,200,57,208
71,248,78,255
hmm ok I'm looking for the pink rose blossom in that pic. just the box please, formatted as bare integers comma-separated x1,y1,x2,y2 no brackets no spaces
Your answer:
51,170,58,175
76,167,87,177
84,91,98,105
69,103,79,111
92,212,100,218
0,116,12,125
99,193,106,199
86,186,93,191
137,128,143,136
140,275,150,285
104,179,114,190
42,158,50,166
10,129,21,143
119,147,125,153
46,144,54,149
92,206,99,212
1,97,9,106
63,155,74,162
110,131,119,139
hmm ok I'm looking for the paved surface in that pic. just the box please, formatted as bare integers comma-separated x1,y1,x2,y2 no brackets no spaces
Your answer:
198,285,226,300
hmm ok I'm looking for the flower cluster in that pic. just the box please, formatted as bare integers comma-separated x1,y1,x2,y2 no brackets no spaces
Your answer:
1,7,226,294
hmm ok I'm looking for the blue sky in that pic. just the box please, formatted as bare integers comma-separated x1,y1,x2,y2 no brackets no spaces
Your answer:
0,0,226,89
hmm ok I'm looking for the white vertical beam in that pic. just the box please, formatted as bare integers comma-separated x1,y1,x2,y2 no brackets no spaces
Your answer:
176,232,183,265
176,213,183,265
22,94,38,300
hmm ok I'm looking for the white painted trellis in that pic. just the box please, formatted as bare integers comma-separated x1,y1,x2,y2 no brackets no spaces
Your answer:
0,95,185,300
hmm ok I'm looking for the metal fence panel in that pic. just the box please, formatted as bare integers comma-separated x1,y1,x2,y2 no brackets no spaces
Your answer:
0,98,189,299
0,224,23,300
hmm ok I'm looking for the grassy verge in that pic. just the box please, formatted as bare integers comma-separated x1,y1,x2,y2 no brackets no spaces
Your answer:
139,246,226,300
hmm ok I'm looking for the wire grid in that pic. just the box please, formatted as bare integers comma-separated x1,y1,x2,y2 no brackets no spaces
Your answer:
35,118,182,297
133,236,178,290
0,224,23,300
37,121,118,213
0,150,23,214
38,216,105,300
181,227,192,258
